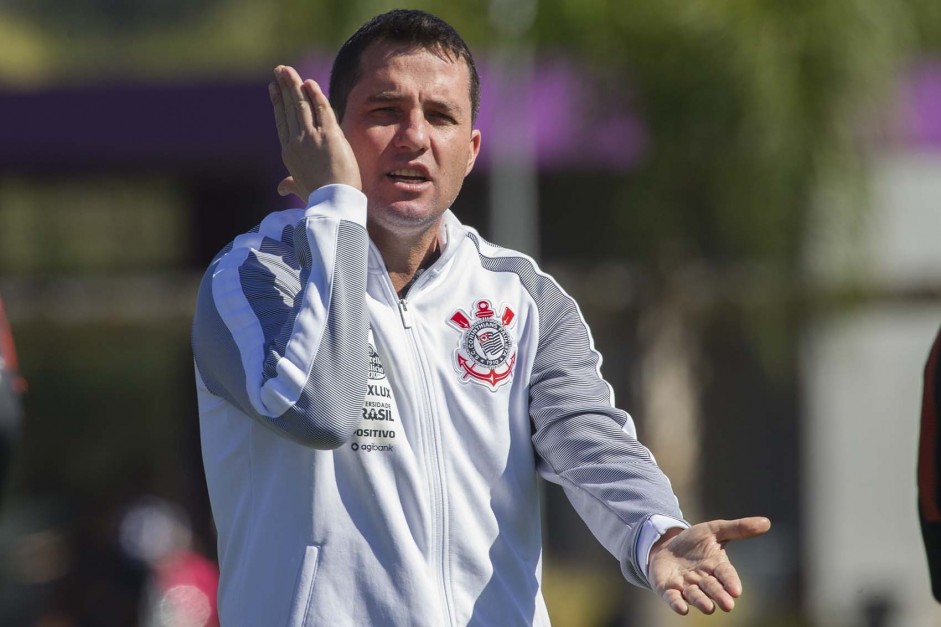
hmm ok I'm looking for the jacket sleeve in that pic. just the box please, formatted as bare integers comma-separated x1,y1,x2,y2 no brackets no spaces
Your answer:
526,276,686,589
918,325,941,603
191,184,369,449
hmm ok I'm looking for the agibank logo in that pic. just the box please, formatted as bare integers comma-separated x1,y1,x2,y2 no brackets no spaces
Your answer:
447,299,517,391
351,336,398,453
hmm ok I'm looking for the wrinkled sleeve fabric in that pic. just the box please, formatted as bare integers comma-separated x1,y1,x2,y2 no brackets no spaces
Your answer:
526,274,686,589
918,325,941,603
191,184,369,448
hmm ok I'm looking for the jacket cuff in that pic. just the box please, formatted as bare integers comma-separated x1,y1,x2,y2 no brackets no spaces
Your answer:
635,514,690,586
304,184,367,226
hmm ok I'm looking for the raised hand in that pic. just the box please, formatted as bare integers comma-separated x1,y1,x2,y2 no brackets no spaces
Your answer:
269,65,361,201
648,517,771,615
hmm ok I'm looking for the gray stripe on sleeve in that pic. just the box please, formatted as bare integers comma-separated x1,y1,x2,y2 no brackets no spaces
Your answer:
192,218,369,449
267,220,369,447
466,232,684,587
192,262,255,417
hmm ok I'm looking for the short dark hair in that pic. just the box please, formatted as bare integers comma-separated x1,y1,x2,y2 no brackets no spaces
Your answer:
329,9,480,124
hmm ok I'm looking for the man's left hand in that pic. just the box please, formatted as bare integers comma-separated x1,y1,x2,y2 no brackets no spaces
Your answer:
648,517,771,615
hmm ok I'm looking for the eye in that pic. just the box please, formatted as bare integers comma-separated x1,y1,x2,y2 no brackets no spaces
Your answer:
428,111,457,125
370,107,398,118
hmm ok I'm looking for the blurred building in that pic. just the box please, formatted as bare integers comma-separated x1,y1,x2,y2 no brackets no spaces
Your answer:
802,61,941,627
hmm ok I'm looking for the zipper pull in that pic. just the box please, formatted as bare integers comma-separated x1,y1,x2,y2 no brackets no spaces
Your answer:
398,299,414,329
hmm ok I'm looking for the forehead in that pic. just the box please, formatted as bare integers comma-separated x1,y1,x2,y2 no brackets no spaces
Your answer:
350,42,472,109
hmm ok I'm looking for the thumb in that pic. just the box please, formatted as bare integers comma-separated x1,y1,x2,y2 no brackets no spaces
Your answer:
277,176,301,198
713,517,771,543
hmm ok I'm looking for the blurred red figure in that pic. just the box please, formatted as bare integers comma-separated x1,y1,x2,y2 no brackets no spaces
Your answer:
146,551,220,627
122,496,220,627
919,325,941,603
0,294,24,500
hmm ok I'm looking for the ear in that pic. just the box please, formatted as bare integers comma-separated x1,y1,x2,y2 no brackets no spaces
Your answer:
465,128,482,176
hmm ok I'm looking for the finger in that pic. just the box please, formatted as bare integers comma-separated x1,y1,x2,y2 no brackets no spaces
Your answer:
698,575,736,612
682,584,716,615
713,517,771,543
661,589,689,616
276,66,304,138
282,65,315,133
303,79,336,130
714,560,743,598
303,80,322,128
275,66,297,138
269,80,289,146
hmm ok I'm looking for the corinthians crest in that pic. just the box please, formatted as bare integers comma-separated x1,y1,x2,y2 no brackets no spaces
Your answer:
447,299,517,391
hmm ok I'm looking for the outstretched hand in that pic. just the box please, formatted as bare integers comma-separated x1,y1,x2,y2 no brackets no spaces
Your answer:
268,65,361,201
648,517,771,615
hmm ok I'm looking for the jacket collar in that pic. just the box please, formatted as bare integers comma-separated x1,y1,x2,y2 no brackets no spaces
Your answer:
366,209,470,279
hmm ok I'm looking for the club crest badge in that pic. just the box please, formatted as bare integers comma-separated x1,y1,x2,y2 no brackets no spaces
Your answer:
447,299,517,391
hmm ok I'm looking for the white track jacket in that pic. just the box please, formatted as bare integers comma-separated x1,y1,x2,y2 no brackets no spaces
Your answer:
192,185,687,627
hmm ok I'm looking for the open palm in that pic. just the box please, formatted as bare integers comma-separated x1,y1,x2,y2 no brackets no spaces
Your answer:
648,517,771,615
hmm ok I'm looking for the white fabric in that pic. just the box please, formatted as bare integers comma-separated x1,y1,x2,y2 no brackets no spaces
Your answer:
193,185,686,627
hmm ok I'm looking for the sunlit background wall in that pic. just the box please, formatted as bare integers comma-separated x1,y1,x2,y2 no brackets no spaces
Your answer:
0,1,940,626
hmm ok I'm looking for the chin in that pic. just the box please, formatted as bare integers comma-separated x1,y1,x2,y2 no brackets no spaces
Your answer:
370,202,444,233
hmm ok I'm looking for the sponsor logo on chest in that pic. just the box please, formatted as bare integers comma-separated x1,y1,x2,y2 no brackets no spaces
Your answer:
447,299,518,391
350,339,398,453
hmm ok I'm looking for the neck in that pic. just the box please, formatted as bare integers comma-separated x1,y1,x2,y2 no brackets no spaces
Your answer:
369,220,442,296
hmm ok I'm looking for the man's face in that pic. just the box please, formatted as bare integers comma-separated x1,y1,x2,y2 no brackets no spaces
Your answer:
340,41,481,237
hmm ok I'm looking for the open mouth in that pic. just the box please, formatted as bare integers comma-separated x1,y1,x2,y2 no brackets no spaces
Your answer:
387,168,430,184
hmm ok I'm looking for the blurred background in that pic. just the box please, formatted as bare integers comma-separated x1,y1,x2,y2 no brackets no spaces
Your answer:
0,0,939,625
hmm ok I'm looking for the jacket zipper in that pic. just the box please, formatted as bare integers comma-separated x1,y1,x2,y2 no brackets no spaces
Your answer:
391,284,455,626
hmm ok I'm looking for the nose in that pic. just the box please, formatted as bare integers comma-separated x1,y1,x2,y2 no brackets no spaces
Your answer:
394,110,429,152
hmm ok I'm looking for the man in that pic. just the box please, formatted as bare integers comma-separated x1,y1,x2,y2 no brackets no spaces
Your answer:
192,10,770,626
919,325,941,602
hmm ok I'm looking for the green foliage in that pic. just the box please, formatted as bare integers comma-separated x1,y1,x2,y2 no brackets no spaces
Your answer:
0,0,283,81
6,0,220,33
269,0,509,55
0,177,187,276
532,0,917,270
910,0,941,50
10,322,193,501
0,0,928,269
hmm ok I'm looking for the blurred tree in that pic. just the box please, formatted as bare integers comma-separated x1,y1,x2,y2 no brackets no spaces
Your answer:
0,0,916,292
7,0,222,32
0,0,280,81
520,3,922,546
911,0,941,49
536,1,915,268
